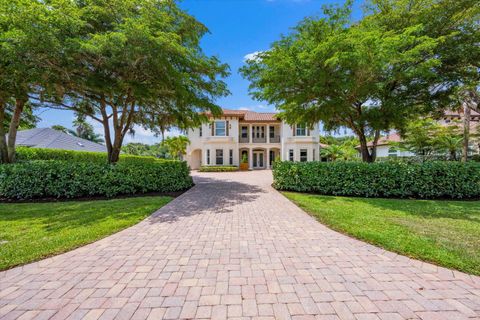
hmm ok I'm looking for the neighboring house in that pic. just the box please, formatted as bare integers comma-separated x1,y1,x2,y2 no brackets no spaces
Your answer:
186,109,320,169
360,110,480,158
16,128,106,152
365,133,416,158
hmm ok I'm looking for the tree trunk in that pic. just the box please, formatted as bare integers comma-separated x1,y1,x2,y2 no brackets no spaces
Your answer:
0,103,8,163
357,131,376,163
6,98,25,163
462,101,471,162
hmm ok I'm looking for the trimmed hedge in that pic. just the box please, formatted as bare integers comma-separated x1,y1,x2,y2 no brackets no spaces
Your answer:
199,166,238,172
15,147,160,164
273,161,480,199
0,160,193,200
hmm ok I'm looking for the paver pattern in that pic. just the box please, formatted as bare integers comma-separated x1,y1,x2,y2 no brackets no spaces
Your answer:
1,171,479,320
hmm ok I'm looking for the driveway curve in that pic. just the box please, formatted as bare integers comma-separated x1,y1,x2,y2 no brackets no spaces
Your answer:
0,171,479,320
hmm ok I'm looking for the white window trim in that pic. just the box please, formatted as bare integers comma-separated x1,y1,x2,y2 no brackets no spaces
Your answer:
214,120,226,136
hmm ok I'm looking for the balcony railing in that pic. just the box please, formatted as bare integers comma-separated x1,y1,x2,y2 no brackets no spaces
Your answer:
239,136,249,143
252,137,267,143
269,135,280,143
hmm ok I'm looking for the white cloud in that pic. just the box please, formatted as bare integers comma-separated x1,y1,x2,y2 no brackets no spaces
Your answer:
243,51,263,62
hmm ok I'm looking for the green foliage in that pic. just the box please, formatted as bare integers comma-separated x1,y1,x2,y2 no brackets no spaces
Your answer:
122,142,168,158
0,160,193,200
241,153,248,163
394,117,465,161
241,0,480,162
161,136,190,159
199,166,238,172
273,161,480,199
320,142,358,161
15,147,161,164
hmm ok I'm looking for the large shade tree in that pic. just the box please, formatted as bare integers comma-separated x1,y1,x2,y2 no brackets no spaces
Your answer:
37,0,229,163
0,0,77,163
241,0,479,162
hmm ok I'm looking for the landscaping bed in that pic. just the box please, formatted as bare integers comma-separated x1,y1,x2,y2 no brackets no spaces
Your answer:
273,161,480,199
283,192,480,275
199,165,239,172
0,196,172,270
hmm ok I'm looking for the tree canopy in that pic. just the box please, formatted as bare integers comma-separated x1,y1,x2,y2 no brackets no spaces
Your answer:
1,0,229,163
241,0,480,162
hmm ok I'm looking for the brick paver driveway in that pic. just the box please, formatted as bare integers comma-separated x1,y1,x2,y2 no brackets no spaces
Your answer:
1,171,479,320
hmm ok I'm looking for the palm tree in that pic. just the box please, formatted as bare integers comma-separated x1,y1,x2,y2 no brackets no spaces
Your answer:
436,135,463,161
161,136,190,160
320,145,344,162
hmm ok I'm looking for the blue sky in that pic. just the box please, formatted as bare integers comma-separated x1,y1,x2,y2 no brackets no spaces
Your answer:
37,0,363,144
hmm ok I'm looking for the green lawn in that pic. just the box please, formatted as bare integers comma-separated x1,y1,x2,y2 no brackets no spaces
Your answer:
283,192,480,275
0,196,172,271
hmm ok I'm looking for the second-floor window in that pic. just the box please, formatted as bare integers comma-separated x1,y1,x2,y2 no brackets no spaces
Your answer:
269,126,275,138
199,126,202,137
241,126,248,138
289,149,294,161
229,149,233,165
215,121,226,136
296,124,306,136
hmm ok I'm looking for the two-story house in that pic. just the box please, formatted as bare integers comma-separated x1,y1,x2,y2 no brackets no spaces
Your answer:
186,109,320,169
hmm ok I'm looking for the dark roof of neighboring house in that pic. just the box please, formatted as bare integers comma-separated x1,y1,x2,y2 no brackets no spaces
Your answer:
16,128,106,152
206,109,281,123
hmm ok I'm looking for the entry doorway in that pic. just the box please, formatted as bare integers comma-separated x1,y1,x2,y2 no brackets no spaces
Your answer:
253,150,265,169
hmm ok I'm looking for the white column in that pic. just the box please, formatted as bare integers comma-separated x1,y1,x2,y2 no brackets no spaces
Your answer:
248,148,253,170
249,124,252,143
266,148,270,169
267,126,270,144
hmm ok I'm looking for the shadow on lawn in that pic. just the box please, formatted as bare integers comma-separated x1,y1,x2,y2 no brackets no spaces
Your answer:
294,192,480,223
0,198,170,233
148,175,265,224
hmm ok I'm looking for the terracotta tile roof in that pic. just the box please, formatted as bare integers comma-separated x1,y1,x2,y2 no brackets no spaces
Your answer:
365,132,401,147
205,109,280,122
243,111,279,122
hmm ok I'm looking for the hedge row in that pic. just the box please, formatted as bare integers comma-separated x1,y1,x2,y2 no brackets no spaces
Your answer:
15,147,160,164
272,161,480,199
199,166,238,172
0,160,193,200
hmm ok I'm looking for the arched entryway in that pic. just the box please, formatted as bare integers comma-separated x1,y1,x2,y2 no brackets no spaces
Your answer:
189,149,202,169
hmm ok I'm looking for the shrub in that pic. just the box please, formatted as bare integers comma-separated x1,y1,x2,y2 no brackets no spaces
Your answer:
272,161,480,199
199,165,238,172
0,160,193,200
15,147,160,164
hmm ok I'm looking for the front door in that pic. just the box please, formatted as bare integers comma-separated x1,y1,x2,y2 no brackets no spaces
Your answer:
253,151,265,169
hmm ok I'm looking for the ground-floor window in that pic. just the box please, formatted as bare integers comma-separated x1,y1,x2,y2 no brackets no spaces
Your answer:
216,149,224,165
300,149,308,162
206,149,210,165
229,149,233,165
289,149,294,161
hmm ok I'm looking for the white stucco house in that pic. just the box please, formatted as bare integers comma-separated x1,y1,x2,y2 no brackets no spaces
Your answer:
185,109,320,169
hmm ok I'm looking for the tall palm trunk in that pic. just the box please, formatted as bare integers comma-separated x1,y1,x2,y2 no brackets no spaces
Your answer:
462,101,471,162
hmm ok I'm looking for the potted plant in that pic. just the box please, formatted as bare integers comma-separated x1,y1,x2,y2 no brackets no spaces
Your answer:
239,153,249,171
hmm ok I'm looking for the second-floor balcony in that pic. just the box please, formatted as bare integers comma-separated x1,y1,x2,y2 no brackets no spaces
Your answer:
270,135,280,143
238,135,281,144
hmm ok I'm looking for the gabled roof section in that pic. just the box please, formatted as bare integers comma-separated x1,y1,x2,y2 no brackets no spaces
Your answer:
16,128,106,152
